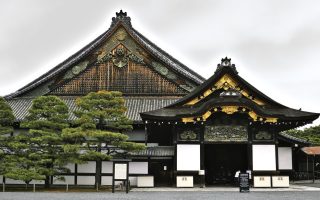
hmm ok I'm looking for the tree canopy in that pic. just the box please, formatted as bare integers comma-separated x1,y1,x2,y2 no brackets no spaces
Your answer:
62,91,145,187
284,125,320,146
20,96,70,187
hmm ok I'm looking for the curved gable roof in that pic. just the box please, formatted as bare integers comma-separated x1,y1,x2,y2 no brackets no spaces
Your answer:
5,10,205,99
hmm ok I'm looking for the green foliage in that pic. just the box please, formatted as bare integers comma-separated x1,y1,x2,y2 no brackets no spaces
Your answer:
0,97,14,138
0,131,46,184
17,96,70,185
284,125,320,146
74,91,133,132
66,90,145,161
0,96,15,177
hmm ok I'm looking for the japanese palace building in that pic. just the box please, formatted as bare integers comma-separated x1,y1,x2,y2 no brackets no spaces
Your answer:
3,10,319,188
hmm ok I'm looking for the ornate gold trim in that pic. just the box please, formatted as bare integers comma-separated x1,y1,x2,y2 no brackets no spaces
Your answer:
221,106,239,115
181,105,278,123
184,74,266,106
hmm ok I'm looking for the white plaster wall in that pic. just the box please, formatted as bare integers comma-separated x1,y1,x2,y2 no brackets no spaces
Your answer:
252,145,276,171
53,176,74,185
177,144,200,171
78,161,96,173
102,177,123,186
101,176,113,185
65,163,75,173
278,147,292,170
254,176,271,187
129,176,137,186
30,180,45,184
129,162,148,174
77,176,95,185
102,161,113,173
5,178,25,184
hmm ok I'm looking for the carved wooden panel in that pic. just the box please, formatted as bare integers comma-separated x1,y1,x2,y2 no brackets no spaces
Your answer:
204,125,248,142
50,60,186,95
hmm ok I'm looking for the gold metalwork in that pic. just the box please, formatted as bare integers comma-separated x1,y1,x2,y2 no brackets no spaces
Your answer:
181,106,278,123
221,106,239,115
202,111,212,120
181,117,194,123
184,74,266,106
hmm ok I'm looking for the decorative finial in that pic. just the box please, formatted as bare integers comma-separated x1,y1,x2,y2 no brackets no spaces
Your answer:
215,57,238,74
111,10,132,27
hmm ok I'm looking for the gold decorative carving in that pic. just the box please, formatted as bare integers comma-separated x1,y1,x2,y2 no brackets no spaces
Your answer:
181,106,278,123
221,106,239,115
184,74,266,106
115,28,127,41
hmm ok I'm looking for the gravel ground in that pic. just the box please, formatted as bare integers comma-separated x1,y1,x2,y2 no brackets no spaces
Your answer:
1,191,320,200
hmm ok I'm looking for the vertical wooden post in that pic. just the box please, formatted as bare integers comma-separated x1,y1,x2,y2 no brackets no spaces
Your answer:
313,155,315,183
307,155,309,180
144,125,148,146
33,184,35,192
2,183,4,192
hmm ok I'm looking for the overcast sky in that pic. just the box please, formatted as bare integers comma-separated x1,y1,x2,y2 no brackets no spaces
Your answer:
1,0,320,126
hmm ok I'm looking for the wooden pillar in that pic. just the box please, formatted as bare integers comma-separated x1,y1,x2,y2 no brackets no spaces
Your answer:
144,125,148,146
200,124,205,187
313,155,315,183
75,163,78,185
172,124,177,185
307,155,309,180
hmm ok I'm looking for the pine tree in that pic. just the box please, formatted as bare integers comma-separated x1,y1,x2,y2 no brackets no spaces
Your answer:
21,96,70,188
0,96,15,177
62,91,145,188
284,125,320,145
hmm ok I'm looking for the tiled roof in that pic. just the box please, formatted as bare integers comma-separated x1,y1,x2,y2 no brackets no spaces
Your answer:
130,146,174,157
6,96,179,123
5,11,204,99
278,132,310,145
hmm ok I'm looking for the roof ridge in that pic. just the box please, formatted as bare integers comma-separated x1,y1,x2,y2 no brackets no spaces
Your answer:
131,27,205,84
5,10,205,99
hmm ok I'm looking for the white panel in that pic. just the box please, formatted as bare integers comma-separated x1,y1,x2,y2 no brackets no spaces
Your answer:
53,176,74,185
278,147,292,170
129,162,148,174
102,161,113,173
272,176,289,187
0,175,2,184
253,176,271,187
101,176,123,186
252,145,276,171
177,144,200,171
5,178,25,184
78,161,96,173
114,163,127,180
129,176,137,186
30,180,45,184
65,163,75,173
101,176,113,185
176,176,193,187
77,176,95,185
137,176,154,187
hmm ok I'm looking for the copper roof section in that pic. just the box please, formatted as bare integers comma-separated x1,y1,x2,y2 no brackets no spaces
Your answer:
301,146,320,155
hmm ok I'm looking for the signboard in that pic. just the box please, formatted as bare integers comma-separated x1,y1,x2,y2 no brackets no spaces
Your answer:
112,161,129,193
114,163,128,180
239,173,250,192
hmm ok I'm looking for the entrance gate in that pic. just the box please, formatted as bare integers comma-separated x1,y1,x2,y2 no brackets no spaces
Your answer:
204,144,248,185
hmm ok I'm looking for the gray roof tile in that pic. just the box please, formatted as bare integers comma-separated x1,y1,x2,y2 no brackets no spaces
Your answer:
6,96,179,123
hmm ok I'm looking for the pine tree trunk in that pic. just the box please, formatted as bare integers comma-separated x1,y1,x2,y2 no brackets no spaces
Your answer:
45,176,50,189
95,158,102,189
95,145,102,189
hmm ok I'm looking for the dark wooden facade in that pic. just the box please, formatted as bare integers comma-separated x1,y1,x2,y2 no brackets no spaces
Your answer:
141,58,319,186
3,10,319,187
